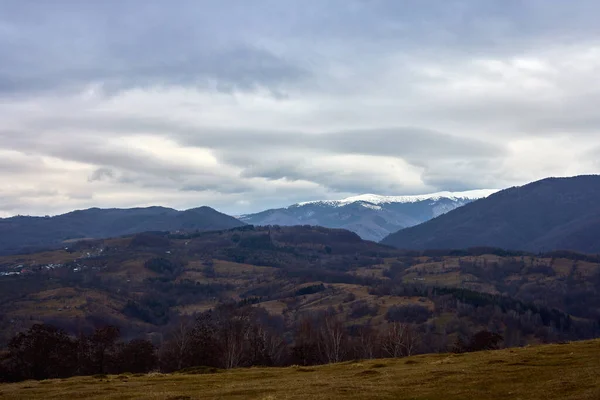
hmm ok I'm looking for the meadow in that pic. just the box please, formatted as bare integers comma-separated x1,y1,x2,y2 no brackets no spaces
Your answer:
1,339,598,400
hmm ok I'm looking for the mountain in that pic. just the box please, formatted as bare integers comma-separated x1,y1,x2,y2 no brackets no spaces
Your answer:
0,206,245,255
239,190,497,242
381,175,600,253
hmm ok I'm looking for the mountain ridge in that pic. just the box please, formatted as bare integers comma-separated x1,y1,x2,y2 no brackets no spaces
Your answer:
0,205,245,255
381,175,600,254
295,189,499,207
240,189,497,242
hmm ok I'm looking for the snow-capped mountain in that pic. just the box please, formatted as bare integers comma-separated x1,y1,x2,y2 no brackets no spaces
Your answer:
239,189,498,242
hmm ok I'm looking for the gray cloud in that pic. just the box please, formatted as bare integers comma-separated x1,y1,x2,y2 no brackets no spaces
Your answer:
88,168,115,182
4,0,600,98
1,133,176,178
179,181,255,195
24,116,502,161
9,113,505,194
0,1,307,97
1,1,600,216
0,156,45,175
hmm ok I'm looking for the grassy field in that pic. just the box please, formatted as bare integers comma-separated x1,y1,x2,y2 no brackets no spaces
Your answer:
1,340,599,400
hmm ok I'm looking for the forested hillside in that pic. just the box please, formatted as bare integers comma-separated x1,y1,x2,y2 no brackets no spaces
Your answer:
382,175,600,253
0,206,244,255
0,225,599,381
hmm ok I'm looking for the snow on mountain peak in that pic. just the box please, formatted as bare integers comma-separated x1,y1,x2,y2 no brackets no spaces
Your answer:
295,189,499,207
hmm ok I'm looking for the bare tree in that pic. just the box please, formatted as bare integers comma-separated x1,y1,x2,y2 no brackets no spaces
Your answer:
318,314,348,364
264,330,287,366
403,324,420,356
218,307,253,369
221,321,248,369
171,320,193,370
248,323,287,366
292,317,320,366
354,325,378,360
381,322,420,358
382,322,405,358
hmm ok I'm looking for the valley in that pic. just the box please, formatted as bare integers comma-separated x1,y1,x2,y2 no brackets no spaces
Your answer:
0,225,598,354
2,176,600,389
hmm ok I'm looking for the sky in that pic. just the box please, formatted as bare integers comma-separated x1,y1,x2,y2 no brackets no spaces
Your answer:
1,0,600,217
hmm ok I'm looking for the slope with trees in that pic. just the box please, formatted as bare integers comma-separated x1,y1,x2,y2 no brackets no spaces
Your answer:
0,206,245,255
0,225,598,382
381,175,600,254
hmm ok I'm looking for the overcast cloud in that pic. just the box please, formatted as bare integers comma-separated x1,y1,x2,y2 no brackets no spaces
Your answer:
1,0,600,217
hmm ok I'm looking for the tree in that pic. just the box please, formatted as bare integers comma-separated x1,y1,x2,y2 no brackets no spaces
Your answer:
186,311,219,369
354,325,379,360
218,309,252,369
246,323,287,366
467,330,503,352
385,304,432,324
381,322,420,358
164,319,194,371
116,339,157,373
88,326,120,374
1,324,77,381
452,330,504,353
292,317,320,366
318,314,348,364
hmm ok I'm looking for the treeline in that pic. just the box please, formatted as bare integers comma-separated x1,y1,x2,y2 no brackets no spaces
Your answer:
0,325,156,382
392,247,600,263
1,304,505,383
374,284,599,343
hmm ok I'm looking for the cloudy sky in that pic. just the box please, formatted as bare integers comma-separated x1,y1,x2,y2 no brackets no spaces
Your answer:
1,0,600,217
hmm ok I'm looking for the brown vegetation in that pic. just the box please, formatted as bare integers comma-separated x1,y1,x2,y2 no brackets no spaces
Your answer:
0,225,598,379
0,339,598,399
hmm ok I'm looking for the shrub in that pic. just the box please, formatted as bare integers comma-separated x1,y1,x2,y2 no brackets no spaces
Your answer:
385,304,432,324
295,284,326,296
349,300,379,318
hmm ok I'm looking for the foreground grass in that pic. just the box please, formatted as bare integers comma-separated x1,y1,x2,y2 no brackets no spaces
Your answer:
1,340,599,400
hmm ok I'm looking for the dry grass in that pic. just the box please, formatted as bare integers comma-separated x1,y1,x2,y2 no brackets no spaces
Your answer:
8,287,127,321
1,340,598,400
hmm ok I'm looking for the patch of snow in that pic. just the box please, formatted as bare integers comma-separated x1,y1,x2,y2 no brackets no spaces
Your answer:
296,189,499,207
360,203,382,210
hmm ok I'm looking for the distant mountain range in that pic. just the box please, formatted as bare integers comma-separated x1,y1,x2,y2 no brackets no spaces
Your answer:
239,190,498,242
0,206,244,255
381,175,600,254
4,175,599,256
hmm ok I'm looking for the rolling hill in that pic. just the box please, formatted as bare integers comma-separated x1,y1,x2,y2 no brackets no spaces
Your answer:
0,225,598,350
381,175,600,254
240,190,497,242
0,206,245,255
